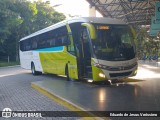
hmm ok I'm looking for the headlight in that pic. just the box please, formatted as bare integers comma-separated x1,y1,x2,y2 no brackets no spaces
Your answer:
99,73,105,78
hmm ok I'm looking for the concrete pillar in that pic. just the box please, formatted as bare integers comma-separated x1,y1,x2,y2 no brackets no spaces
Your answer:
89,5,96,17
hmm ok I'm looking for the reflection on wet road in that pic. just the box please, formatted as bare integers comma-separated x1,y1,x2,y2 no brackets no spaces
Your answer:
32,63,160,112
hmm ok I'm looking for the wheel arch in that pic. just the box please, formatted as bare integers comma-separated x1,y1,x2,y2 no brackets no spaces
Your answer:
31,61,35,69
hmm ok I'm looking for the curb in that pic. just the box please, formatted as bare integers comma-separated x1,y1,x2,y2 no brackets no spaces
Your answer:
124,78,145,82
31,82,107,120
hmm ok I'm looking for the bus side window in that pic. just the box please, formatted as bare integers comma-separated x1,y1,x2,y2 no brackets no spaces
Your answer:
55,35,70,46
25,40,31,51
55,37,63,46
46,39,51,47
62,36,70,45
50,39,55,46
38,35,46,49
52,27,68,47
20,41,25,51
32,39,37,50
38,40,46,48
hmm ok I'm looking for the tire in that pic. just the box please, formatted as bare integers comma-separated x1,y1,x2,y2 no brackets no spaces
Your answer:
31,63,42,75
65,65,70,81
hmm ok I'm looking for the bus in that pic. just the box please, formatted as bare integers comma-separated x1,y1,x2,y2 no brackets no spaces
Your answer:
19,17,138,82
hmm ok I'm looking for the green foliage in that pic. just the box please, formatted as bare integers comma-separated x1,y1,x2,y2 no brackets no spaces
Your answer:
0,0,66,61
137,28,160,59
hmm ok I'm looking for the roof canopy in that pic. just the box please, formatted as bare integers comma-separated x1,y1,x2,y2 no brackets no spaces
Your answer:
87,0,155,25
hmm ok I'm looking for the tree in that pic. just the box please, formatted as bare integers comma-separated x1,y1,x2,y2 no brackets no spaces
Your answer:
32,0,65,31
0,0,66,61
0,0,23,61
137,27,160,59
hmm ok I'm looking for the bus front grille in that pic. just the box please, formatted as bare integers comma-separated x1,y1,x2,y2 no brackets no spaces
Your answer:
109,72,132,78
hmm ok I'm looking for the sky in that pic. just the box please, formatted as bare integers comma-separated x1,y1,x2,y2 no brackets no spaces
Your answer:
33,0,102,18
50,0,90,17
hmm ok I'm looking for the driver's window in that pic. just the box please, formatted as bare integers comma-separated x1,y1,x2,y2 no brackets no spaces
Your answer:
121,33,132,48
121,33,131,44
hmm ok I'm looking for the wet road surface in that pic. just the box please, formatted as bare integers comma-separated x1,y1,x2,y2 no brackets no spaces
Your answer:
1,62,160,120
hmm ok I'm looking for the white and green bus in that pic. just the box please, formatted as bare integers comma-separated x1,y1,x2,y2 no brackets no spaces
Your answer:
19,17,138,82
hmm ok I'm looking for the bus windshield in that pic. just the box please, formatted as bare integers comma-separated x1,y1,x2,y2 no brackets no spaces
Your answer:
92,24,135,61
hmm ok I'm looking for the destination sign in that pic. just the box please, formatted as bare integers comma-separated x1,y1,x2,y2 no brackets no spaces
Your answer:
97,26,110,30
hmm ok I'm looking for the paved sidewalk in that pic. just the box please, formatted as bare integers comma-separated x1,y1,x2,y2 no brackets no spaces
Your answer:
0,66,79,120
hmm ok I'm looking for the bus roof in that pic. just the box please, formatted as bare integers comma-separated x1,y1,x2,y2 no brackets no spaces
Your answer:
20,17,127,41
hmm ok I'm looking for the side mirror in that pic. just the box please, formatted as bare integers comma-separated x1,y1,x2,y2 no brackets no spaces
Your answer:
81,23,96,40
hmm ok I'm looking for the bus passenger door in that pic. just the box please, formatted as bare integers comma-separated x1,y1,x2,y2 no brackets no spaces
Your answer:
66,23,79,80
79,27,92,78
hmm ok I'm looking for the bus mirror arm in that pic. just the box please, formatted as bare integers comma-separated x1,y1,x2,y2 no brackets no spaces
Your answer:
81,23,96,40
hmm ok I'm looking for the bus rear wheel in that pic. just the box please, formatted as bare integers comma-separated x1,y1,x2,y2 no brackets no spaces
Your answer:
31,63,42,75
